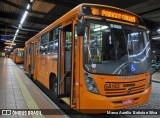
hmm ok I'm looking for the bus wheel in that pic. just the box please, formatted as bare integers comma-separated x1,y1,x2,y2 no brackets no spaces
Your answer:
51,78,58,97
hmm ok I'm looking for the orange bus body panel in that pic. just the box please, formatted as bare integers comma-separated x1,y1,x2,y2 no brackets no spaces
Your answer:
12,48,24,64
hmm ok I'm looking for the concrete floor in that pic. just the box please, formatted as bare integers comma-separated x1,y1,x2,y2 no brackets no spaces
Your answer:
0,58,68,118
152,72,160,83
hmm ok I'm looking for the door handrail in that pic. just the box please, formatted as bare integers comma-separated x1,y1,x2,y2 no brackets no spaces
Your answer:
59,65,71,85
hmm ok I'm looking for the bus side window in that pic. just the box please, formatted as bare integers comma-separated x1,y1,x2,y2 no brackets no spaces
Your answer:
40,32,49,55
54,27,59,53
48,26,61,54
28,46,31,55
48,29,55,54
37,37,41,55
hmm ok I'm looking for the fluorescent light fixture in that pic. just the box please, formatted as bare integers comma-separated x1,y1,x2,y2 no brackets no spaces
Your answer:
5,42,11,45
11,2,30,46
93,26,108,31
11,36,16,44
5,46,13,49
131,40,138,42
15,32,18,36
19,24,22,28
27,4,30,9
13,36,16,40
131,33,138,36
16,29,19,34
5,40,12,43
20,11,28,24
157,28,160,34
110,24,122,29
152,36,160,40
5,42,16,45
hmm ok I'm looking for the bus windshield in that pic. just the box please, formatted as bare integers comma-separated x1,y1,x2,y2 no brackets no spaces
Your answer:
83,21,151,75
17,50,24,58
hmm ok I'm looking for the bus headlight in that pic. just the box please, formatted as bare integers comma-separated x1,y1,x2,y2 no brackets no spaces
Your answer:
84,73,99,94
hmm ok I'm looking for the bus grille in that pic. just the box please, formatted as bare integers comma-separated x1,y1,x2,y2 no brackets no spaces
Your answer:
104,79,147,97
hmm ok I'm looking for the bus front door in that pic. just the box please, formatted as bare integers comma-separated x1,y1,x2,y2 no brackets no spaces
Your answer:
59,22,77,108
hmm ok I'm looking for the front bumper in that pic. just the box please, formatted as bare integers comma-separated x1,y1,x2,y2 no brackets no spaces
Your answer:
79,86,152,114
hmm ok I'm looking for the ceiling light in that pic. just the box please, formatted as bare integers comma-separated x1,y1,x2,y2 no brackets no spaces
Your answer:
5,46,13,49
27,4,30,10
20,11,28,24
15,29,19,36
5,40,12,43
11,36,16,44
11,2,30,46
16,29,19,34
5,42,16,45
131,33,138,36
152,36,160,40
18,24,22,28
93,26,108,31
157,28,160,34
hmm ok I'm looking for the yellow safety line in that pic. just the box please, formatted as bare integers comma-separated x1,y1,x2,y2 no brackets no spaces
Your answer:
13,69,44,118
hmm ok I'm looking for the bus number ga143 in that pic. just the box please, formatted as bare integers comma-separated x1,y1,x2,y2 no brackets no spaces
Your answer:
104,83,120,89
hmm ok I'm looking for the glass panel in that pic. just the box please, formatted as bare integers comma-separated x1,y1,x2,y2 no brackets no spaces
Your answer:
48,42,54,54
48,26,61,54
41,33,49,45
53,40,58,53
83,21,151,75
17,50,24,57
28,46,31,55
65,32,72,51
124,26,151,74
49,30,53,42
40,44,48,55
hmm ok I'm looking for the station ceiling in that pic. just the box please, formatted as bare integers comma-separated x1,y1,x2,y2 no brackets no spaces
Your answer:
0,0,160,53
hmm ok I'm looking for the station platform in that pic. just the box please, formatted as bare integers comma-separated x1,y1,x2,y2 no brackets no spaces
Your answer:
152,71,160,83
0,58,68,118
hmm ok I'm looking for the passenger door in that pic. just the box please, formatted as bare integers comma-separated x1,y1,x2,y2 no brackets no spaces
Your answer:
58,21,77,108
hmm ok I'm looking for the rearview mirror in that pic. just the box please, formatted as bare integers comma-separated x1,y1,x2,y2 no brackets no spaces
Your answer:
77,20,85,36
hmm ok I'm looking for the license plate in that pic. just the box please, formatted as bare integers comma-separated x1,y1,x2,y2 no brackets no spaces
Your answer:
122,98,134,105
104,83,120,89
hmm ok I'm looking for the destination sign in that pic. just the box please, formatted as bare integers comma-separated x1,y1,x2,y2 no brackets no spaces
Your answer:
91,7,136,23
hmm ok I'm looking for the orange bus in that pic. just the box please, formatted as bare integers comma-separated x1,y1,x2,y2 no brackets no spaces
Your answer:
13,48,24,63
24,3,152,113
9,52,13,59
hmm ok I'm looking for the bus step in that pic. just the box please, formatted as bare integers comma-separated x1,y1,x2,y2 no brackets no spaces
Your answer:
61,97,70,105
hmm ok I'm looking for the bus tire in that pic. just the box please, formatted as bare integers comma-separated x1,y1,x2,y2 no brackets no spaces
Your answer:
50,75,58,97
